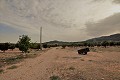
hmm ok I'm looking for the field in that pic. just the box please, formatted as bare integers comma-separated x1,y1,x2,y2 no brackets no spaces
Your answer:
0,47,120,80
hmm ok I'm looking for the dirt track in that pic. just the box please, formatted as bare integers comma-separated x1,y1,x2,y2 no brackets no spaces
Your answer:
0,47,120,80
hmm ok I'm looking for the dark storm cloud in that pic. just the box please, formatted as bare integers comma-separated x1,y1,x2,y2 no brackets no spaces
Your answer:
86,13,120,37
113,0,120,4
92,0,103,2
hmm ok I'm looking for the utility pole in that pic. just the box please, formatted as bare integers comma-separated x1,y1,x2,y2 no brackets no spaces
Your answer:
40,27,42,50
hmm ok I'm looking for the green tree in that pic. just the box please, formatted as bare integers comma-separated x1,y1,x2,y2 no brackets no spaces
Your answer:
18,35,31,53
43,43,48,48
0,43,9,52
101,41,109,48
9,44,15,51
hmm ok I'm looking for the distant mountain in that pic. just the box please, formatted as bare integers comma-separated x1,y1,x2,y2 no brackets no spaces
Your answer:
44,40,80,45
44,40,69,45
86,33,120,42
44,33,120,45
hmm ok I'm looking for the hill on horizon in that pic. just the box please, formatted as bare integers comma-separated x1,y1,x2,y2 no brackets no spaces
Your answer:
44,33,120,44
86,33,120,42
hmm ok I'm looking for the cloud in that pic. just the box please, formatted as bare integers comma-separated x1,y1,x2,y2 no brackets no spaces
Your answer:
113,0,120,4
92,0,104,2
0,0,120,42
86,13,120,37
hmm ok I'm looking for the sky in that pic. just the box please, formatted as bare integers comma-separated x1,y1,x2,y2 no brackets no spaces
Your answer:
0,0,120,43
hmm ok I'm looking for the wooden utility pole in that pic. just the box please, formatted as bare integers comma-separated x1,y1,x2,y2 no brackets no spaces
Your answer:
40,27,42,50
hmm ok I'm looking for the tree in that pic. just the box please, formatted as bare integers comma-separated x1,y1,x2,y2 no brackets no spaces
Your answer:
109,42,115,46
43,43,48,48
9,44,15,50
0,43,9,52
101,41,109,48
18,35,31,53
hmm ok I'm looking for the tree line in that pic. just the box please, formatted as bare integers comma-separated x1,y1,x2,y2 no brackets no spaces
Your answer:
0,35,48,53
0,35,120,53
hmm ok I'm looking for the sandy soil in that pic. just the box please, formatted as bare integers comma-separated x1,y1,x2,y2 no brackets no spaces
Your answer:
0,48,21,59
0,47,120,80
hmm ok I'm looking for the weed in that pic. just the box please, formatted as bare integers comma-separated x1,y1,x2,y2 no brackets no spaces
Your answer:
50,75,61,80
69,66,75,70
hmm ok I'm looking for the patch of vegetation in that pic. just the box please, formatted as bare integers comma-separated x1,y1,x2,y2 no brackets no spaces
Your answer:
26,53,38,58
0,69,4,74
50,75,61,80
0,55,25,66
68,66,75,70
7,65,18,69
4,57,23,64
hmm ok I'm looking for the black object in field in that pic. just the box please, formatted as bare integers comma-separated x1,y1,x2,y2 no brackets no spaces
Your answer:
78,48,90,55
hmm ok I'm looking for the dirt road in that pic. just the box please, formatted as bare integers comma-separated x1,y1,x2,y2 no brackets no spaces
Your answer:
0,47,120,80
0,48,60,80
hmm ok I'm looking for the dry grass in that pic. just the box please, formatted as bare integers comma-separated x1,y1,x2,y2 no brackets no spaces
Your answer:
7,65,18,69
0,49,42,68
0,69,4,74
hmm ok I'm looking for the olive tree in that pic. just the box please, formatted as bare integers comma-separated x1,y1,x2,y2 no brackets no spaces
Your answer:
18,35,31,53
0,43,9,52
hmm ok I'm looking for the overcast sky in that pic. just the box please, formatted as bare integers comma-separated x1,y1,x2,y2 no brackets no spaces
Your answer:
0,0,120,43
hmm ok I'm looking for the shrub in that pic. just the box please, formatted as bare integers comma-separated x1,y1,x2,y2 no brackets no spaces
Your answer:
50,75,61,80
